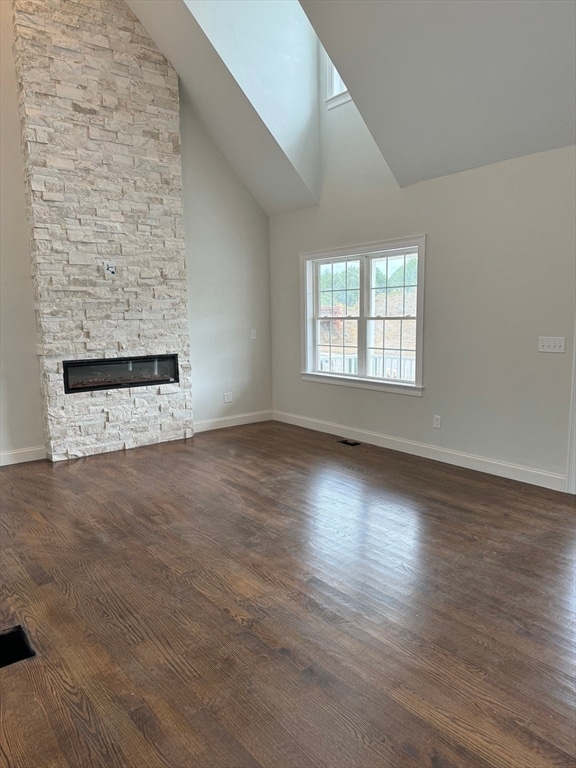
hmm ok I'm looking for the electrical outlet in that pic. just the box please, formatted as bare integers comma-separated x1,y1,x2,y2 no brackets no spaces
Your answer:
223,392,233,403
538,336,565,353
250,328,257,340
433,415,441,429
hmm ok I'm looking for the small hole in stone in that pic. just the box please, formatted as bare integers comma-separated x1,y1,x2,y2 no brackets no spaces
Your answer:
338,439,361,447
0,625,36,668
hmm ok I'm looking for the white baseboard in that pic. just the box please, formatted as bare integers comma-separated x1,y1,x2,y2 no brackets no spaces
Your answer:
193,410,273,434
1,413,567,493
273,410,567,492
0,446,47,466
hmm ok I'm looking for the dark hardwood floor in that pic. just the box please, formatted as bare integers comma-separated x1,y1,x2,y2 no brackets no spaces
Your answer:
0,421,574,768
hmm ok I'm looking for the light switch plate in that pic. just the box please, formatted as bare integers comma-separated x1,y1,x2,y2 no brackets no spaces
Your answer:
538,336,565,353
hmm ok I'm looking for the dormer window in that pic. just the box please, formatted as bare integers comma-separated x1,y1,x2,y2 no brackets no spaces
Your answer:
326,57,352,109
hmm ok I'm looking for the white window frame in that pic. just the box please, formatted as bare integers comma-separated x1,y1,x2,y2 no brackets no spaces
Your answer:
325,57,351,109
301,236,426,396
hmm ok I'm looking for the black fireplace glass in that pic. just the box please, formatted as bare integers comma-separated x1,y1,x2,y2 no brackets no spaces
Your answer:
63,354,179,393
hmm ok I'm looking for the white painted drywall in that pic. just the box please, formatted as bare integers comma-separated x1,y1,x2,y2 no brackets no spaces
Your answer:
302,0,576,187
0,3,45,463
186,0,320,199
270,95,576,486
126,0,318,216
180,91,272,429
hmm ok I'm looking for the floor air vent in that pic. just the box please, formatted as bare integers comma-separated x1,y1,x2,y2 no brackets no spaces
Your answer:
338,439,361,447
0,625,36,668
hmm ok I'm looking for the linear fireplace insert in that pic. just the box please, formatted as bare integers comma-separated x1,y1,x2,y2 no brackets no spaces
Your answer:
63,354,179,393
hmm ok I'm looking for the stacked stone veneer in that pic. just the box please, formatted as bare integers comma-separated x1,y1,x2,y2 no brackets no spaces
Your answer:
12,0,193,460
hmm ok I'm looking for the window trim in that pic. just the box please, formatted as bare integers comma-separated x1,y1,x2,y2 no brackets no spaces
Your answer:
300,236,426,396
325,57,352,109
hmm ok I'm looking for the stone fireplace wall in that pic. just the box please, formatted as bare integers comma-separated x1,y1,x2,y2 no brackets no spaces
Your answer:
12,0,193,460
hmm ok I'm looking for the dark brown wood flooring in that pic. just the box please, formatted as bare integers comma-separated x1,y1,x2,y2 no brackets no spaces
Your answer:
1,421,574,768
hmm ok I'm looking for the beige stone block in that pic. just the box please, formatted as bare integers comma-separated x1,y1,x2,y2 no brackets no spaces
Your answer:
106,406,132,422
41,192,65,202
156,384,181,395
50,30,84,52
14,0,47,17
83,339,117,352
55,83,84,100
30,177,47,192
82,31,109,49
142,70,166,87
35,128,54,143
80,423,106,436
67,252,96,265
101,93,118,108
45,155,75,170
66,229,111,243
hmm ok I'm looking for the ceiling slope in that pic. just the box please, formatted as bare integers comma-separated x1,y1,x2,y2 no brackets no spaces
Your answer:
301,0,576,186
185,0,320,201
126,0,319,216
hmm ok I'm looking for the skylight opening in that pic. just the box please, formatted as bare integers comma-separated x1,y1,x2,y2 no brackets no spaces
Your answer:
325,56,351,109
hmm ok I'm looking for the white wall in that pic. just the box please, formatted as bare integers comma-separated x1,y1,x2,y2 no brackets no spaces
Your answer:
0,2,45,464
185,0,320,199
180,91,272,430
270,96,576,490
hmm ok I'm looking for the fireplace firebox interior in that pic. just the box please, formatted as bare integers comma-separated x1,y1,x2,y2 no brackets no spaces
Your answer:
63,354,179,393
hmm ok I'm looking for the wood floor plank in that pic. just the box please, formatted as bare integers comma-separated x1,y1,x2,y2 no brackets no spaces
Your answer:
1,421,574,768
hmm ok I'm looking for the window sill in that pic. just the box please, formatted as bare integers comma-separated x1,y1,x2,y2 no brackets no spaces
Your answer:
301,372,423,396
325,91,352,110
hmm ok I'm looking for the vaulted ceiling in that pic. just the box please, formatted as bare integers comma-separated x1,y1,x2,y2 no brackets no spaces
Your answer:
126,0,320,216
301,0,576,187
127,0,576,214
